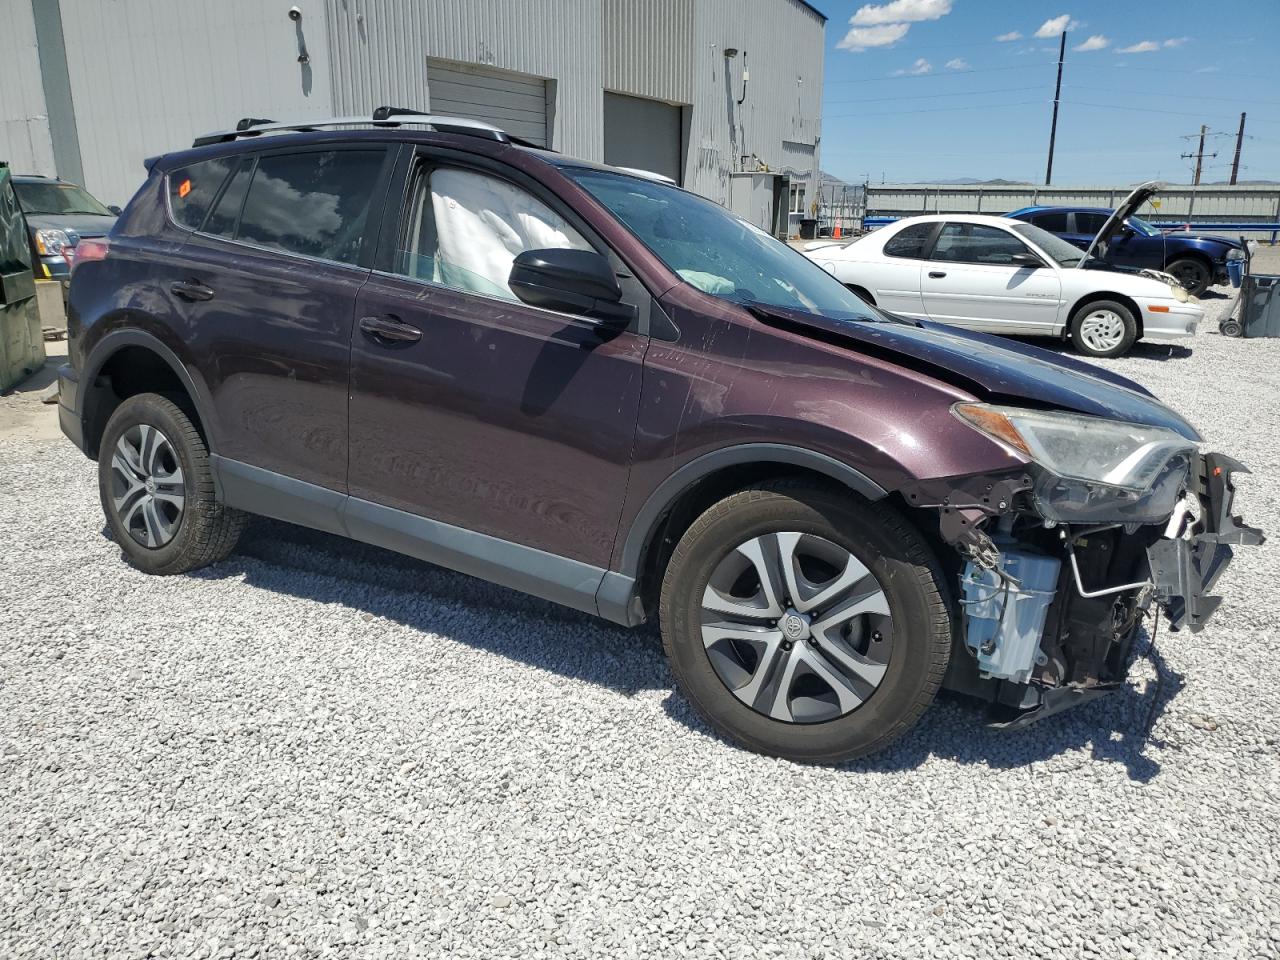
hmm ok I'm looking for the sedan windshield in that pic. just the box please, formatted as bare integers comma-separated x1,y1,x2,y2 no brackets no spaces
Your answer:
564,168,876,320
13,181,113,217
1010,222,1084,266
1127,216,1160,238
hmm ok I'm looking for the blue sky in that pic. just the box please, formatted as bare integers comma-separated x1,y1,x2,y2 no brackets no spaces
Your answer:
817,0,1280,185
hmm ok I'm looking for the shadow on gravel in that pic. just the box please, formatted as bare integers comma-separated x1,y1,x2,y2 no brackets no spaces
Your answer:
154,518,1187,781
1006,336,1195,363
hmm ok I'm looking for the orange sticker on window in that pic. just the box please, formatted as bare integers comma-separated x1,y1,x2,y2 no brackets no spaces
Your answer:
178,178,192,199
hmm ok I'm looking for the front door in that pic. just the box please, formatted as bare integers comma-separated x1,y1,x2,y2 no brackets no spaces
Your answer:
920,221,1063,334
347,155,648,570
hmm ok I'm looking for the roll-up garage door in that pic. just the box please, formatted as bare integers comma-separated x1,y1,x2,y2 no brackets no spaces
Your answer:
426,61,549,148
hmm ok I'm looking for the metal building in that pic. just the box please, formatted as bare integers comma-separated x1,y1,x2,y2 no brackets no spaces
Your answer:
1,0,826,233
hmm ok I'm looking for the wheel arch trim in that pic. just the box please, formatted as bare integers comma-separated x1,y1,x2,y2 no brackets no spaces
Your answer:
80,329,218,457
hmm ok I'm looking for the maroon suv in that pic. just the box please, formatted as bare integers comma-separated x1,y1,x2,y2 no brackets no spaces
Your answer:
57,111,1262,762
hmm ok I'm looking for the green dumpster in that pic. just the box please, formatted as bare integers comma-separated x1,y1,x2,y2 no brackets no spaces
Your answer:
1,162,43,392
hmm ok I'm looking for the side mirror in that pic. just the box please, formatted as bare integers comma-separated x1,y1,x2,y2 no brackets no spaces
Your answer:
1009,251,1046,268
509,248,636,328
107,205,122,216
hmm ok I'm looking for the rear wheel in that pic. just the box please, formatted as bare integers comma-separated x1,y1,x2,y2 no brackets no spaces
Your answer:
658,481,951,763
98,393,246,574
1166,257,1211,296
1069,299,1137,358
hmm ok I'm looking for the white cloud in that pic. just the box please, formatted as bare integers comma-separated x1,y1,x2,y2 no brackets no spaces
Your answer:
995,30,1022,41
1035,14,1079,38
1117,40,1160,53
1073,34,1109,51
893,58,933,75
1195,65,1219,73
945,57,970,70
850,0,952,26
1164,37,1189,47
837,22,911,51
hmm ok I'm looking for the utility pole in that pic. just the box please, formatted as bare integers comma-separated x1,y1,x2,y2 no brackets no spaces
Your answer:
1044,30,1066,185
1230,112,1246,185
1181,125,1217,186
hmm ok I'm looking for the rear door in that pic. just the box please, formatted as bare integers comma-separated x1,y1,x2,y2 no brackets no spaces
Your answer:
346,149,648,570
920,221,1062,334
166,144,392,492
864,221,934,317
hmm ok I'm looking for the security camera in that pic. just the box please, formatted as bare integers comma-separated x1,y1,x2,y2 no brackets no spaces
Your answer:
288,6,302,21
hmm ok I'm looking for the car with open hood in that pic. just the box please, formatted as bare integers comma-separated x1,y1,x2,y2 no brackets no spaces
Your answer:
57,110,1262,762
1007,182,1248,296
803,203,1203,358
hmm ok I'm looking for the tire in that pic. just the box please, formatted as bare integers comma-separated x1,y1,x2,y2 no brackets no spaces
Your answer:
1165,257,1211,297
98,393,246,575
1069,299,1138,358
1220,318,1243,338
658,480,951,763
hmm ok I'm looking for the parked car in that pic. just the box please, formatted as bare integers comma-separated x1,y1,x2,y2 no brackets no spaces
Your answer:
58,111,1261,762
11,174,119,286
804,210,1203,358
1007,184,1247,296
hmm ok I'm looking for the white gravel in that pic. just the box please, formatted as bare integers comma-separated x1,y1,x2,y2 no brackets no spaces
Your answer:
3,288,1279,959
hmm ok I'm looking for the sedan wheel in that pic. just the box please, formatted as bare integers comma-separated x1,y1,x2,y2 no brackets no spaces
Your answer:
1069,299,1137,358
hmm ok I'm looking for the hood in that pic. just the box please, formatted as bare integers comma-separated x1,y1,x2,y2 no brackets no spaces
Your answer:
23,212,116,241
1080,180,1160,264
747,303,1200,440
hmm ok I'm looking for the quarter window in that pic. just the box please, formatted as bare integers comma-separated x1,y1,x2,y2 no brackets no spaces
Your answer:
235,150,384,264
931,222,1030,265
168,157,237,231
201,159,251,239
1074,212,1109,234
882,222,935,259
397,165,593,302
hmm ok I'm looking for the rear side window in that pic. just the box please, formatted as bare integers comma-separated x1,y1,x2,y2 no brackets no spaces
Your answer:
235,150,384,264
1031,211,1069,232
1075,212,1109,234
882,222,934,259
168,157,236,230
201,160,252,239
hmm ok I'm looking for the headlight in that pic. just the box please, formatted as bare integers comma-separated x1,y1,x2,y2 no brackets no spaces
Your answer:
954,403,1196,492
34,228,72,256
1226,249,1246,261
1170,284,1189,303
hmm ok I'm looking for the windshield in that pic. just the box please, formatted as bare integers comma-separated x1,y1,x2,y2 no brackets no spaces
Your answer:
13,181,113,217
1010,222,1083,266
564,168,877,320
1126,215,1160,238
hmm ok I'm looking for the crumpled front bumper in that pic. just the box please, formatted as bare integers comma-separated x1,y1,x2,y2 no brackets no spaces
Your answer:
1146,452,1265,632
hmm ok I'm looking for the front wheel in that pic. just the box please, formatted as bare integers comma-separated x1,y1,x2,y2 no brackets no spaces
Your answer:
1069,299,1137,358
658,481,952,763
1166,257,1211,296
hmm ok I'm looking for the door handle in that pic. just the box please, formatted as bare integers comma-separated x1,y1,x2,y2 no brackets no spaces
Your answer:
928,271,947,279
359,315,421,344
170,280,215,301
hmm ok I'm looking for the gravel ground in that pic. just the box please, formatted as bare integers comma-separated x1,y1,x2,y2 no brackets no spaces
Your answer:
2,286,1279,959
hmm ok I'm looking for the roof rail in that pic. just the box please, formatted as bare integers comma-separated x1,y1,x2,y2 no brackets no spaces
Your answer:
192,108,513,148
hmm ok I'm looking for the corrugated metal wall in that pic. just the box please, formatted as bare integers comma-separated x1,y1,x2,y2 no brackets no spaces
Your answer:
57,0,334,205
603,0,693,105
0,0,55,176
324,0,605,160
685,0,825,206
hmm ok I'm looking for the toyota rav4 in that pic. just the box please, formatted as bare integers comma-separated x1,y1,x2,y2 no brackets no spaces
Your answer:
58,110,1263,762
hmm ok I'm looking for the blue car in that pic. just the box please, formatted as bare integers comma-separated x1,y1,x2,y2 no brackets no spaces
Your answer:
1007,186,1246,296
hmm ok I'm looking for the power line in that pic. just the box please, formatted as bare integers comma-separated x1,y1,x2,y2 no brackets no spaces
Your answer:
1061,100,1280,124
824,99,1045,120
824,85,1044,105
824,63,1050,85
1066,83,1280,107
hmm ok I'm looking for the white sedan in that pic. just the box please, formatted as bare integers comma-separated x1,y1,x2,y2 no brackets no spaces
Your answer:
803,213,1202,358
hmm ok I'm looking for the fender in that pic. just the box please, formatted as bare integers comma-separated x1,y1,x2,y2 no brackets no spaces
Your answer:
595,444,888,626
80,328,220,457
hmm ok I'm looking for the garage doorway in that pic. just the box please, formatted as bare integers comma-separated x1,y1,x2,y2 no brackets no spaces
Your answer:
426,60,550,148
603,92,684,185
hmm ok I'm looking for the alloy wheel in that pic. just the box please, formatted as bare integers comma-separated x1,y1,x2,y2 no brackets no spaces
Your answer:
700,532,893,724
109,423,186,548
1078,309,1127,353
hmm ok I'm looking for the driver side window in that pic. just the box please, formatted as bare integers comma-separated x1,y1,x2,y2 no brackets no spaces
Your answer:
932,223,1030,265
399,165,592,302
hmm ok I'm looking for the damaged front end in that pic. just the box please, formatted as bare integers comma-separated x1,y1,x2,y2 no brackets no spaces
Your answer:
906,405,1264,728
